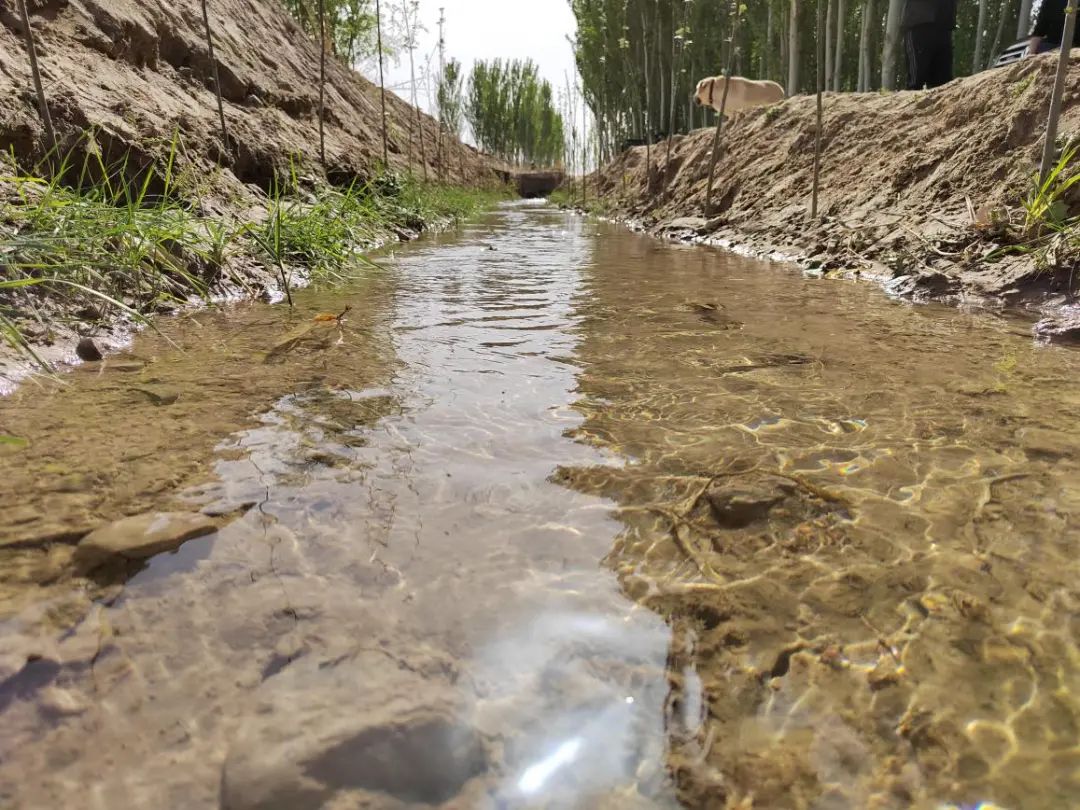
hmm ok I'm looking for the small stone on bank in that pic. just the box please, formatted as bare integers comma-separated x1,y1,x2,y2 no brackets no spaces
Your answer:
73,512,218,572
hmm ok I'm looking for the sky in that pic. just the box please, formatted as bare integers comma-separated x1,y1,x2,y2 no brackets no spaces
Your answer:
372,0,580,116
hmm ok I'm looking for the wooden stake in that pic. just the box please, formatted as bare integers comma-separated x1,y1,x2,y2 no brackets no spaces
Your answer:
375,0,389,168
201,0,229,152
812,0,826,218
1038,4,1078,184
318,0,326,168
704,1,741,217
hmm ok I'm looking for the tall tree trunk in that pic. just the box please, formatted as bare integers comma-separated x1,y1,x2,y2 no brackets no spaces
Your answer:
582,95,588,205
781,0,790,91
834,0,846,90
881,0,903,90
826,0,836,91
1017,0,1033,39
766,2,775,82
788,0,800,94
641,5,652,170
987,0,1012,69
16,0,57,154
655,1,665,137
858,0,875,91
973,0,989,73
666,0,678,191
688,53,696,130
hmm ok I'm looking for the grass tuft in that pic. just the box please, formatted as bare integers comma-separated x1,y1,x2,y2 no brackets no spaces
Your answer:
1023,142,1080,237
1,134,508,372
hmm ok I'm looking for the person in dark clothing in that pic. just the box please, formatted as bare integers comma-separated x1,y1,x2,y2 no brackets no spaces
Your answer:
1027,0,1080,55
902,0,958,90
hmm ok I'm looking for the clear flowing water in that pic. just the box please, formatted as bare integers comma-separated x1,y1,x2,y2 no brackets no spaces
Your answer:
1,202,1079,809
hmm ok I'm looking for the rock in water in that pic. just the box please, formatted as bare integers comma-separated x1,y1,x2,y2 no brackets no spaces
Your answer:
221,647,488,810
1034,310,1080,345
73,512,218,572
705,476,798,529
75,337,103,362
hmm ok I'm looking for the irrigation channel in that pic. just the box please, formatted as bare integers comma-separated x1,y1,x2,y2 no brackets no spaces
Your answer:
2,201,1079,809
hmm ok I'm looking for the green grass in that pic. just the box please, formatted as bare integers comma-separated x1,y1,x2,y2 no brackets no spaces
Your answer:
1,134,508,370
1,133,241,358
982,144,1080,278
248,170,507,286
547,188,573,207
394,179,508,222
1011,73,1038,99
547,186,618,217
1023,142,1080,237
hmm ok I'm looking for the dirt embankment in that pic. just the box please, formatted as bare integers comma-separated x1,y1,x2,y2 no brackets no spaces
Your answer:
0,0,495,190
0,0,510,386
590,55,1080,340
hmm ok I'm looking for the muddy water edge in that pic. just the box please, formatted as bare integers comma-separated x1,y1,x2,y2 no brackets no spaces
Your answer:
1,201,1079,809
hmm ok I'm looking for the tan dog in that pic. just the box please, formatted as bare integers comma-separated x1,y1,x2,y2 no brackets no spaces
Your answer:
694,76,785,115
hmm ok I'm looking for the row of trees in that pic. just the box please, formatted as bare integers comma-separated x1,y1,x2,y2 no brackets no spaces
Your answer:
570,0,1041,163
280,2,564,169
464,60,567,166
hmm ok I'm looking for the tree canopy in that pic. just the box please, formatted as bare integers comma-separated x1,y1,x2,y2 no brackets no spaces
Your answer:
465,59,566,166
281,0,383,66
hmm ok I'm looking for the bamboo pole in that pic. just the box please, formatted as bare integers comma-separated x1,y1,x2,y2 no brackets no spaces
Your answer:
17,0,57,154
1038,4,1078,184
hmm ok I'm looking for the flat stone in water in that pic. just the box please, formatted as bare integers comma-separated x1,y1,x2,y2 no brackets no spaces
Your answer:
221,648,487,810
73,512,218,572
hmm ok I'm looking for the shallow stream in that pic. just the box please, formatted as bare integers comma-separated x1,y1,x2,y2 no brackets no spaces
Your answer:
1,202,1078,809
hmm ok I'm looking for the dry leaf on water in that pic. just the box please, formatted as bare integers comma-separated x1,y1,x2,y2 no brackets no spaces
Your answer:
313,305,352,323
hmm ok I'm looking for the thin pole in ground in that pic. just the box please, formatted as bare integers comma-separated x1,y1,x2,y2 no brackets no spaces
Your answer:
318,0,326,168
812,0,826,218
437,7,446,180
16,0,57,155
375,0,390,168
1038,6,1078,184
705,1,742,217
201,0,229,151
